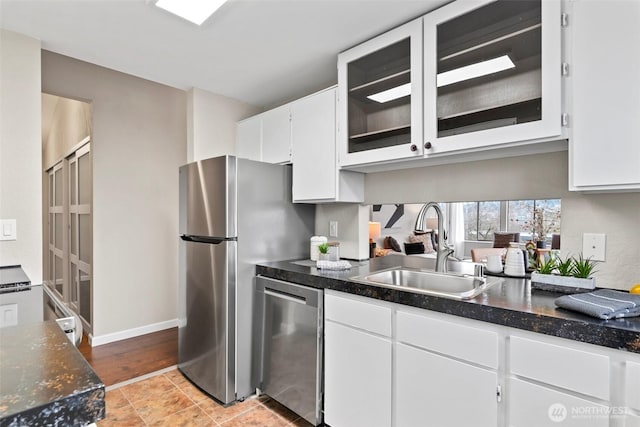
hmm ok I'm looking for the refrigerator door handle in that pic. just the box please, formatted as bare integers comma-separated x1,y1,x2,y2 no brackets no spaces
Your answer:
180,235,237,244
264,288,307,305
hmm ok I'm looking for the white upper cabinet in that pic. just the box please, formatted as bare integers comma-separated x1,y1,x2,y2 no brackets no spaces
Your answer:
291,87,364,203
423,0,563,156
236,115,262,162
261,104,291,164
337,18,423,167
568,0,640,191
236,105,291,164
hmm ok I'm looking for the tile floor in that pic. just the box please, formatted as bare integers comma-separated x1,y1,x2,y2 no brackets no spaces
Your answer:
98,368,313,426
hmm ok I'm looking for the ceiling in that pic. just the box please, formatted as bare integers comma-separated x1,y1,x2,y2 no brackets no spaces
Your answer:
0,0,450,109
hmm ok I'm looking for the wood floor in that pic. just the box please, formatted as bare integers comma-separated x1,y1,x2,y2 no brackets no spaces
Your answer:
79,327,178,386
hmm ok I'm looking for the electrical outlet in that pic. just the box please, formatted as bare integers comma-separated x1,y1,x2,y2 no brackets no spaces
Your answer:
582,233,606,261
329,221,338,238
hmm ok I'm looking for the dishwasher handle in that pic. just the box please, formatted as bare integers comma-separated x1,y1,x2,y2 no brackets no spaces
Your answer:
264,288,307,305
256,276,322,309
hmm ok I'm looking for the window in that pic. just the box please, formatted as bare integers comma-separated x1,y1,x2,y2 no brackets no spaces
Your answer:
461,199,560,243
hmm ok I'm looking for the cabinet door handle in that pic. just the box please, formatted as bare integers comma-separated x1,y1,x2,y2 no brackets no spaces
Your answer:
424,142,432,150
410,144,418,152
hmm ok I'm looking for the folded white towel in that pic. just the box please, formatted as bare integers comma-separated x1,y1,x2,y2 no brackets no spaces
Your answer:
316,260,352,270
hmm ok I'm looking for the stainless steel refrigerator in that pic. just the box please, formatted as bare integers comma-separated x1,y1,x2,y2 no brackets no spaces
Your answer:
178,155,314,404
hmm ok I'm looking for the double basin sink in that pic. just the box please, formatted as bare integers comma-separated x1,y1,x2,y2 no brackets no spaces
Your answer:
351,263,502,300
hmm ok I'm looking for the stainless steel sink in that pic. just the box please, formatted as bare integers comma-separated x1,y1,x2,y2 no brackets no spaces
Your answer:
351,267,502,300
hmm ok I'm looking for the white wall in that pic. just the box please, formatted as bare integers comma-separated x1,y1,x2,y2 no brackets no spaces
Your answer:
364,150,640,291
42,94,92,168
0,30,42,284
187,88,260,162
315,204,369,260
41,50,187,341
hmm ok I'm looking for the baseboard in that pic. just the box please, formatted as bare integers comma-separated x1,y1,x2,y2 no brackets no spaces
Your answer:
90,318,178,347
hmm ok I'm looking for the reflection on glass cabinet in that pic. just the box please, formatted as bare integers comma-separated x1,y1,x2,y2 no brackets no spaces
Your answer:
347,38,412,153
436,0,542,137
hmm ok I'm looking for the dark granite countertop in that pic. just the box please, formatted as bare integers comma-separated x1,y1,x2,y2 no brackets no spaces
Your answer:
0,321,105,426
256,255,640,354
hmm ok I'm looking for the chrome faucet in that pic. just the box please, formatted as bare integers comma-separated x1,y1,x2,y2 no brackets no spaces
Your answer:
414,202,455,272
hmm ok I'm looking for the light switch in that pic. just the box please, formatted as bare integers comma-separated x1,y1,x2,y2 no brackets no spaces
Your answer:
0,219,16,241
582,233,606,261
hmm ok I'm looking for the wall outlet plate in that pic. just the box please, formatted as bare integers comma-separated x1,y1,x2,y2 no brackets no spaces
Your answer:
329,221,338,238
0,219,17,241
582,233,606,261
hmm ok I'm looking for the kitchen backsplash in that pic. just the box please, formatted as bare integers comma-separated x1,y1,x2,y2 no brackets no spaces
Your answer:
316,151,640,291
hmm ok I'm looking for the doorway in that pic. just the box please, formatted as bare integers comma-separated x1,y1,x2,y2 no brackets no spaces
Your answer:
42,93,93,333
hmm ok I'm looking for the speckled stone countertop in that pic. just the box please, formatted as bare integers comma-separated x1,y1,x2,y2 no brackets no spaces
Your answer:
256,255,640,354
0,321,105,426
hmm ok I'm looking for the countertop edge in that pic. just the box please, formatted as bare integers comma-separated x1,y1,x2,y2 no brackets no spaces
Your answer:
256,263,640,354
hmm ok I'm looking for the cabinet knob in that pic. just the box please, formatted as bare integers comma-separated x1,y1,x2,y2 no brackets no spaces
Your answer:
410,144,418,152
424,142,432,150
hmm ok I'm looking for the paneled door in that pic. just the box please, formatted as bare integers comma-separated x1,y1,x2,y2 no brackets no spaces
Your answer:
68,142,92,328
47,162,65,297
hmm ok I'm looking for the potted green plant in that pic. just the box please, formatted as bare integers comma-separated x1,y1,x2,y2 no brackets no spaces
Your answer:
531,253,597,293
555,255,574,277
317,243,330,261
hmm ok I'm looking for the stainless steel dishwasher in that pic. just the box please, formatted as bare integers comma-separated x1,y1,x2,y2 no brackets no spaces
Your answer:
253,276,323,426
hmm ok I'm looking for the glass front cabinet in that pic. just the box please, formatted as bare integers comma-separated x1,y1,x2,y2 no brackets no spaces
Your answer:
423,0,562,155
338,19,423,167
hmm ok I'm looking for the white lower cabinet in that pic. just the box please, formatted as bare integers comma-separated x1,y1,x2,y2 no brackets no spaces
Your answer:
324,291,392,427
396,342,498,427
509,378,609,427
510,335,610,401
395,308,499,427
323,290,639,427
508,333,613,427
626,361,640,425
324,321,392,427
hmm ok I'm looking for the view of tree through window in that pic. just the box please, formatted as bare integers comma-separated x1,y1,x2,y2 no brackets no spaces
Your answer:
463,199,561,242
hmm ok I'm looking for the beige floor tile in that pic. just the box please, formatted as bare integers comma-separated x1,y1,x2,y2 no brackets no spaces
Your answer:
97,402,146,427
132,388,197,424
198,397,258,424
99,369,319,427
165,372,212,404
164,369,190,387
120,374,179,403
104,388,130,411
147,404,217,426
219,405,288,427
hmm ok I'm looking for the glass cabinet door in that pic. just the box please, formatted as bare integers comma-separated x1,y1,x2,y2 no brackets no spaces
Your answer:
423,0,562,155
338,18,423,167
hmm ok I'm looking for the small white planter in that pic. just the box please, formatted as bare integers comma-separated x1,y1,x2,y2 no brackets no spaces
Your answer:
531,272,596,293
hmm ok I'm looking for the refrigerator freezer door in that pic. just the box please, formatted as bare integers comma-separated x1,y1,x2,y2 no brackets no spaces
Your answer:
178,238,236,404
179,156,236,238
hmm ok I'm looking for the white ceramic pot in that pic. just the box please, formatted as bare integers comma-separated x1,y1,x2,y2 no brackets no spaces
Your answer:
504,242,525,277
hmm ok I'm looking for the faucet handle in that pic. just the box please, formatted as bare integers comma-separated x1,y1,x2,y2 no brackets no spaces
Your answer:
474,263,485,278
